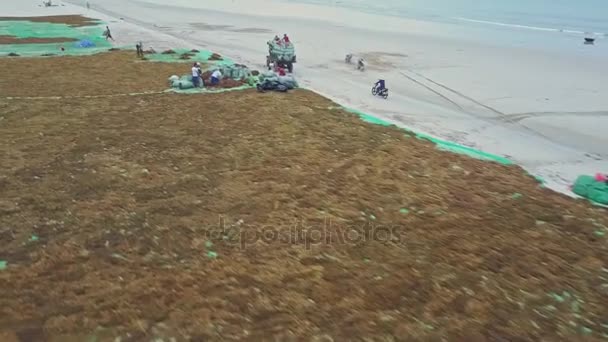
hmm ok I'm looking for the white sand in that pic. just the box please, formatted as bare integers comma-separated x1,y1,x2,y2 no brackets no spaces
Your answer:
5,0,608,196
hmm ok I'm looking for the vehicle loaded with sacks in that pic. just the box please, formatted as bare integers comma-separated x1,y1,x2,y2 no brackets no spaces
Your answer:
266,37,296,73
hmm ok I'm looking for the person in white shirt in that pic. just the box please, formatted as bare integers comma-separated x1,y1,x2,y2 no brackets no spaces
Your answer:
210,69,222,86
191,62,202,87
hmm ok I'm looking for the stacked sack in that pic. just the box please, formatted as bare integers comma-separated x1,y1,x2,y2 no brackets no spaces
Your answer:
168,75,195,90
259,70,279,83
267,41,295,62
217,64,252,80
277,75,298,89
246,74,260,86
258,71,298,90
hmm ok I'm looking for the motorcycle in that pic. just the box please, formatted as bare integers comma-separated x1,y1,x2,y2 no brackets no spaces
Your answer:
371,82,388,99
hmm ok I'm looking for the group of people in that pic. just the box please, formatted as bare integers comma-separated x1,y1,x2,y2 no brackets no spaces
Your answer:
273,34,291,46
191,62,222,88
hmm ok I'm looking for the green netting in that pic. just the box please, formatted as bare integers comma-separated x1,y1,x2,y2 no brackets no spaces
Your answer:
258,71,298,89
0,20,111,56
0,42,112,56
0,20,98,38
144,48,234,66
167,84,254,94
572,175,608,205
415,131,513,165
341,106,514,165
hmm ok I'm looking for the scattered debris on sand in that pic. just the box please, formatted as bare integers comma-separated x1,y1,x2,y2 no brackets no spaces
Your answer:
0,15,99,27
0,35,77,44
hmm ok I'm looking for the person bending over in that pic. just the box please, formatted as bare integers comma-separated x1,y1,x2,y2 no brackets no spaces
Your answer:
210,69,222,86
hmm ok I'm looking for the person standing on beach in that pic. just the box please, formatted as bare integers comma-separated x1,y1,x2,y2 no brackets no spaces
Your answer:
192,62,202,88
86,1,90,10
136,41,143,58
104,26,114,41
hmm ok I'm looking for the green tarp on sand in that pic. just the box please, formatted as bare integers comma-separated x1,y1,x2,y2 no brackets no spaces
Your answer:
572,175,608,205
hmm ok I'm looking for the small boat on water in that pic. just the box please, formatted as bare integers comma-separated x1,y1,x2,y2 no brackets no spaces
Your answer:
584,37,595,44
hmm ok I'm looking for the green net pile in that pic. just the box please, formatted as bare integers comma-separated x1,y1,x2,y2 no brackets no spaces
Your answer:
572,175,608,205
0,20,112,56
144,48,234,66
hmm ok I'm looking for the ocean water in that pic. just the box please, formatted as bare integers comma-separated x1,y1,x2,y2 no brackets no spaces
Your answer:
284,0,608,36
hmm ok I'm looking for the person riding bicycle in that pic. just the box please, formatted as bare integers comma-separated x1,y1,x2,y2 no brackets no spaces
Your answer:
374,79,386,91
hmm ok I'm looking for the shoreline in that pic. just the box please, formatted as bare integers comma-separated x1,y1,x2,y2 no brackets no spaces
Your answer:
4,0,608,198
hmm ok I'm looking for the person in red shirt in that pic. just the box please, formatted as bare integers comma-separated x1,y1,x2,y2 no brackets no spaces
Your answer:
277,66,286,76
283,34,290,44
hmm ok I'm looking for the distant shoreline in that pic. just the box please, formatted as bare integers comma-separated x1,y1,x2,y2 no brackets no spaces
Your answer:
281,0,608,37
